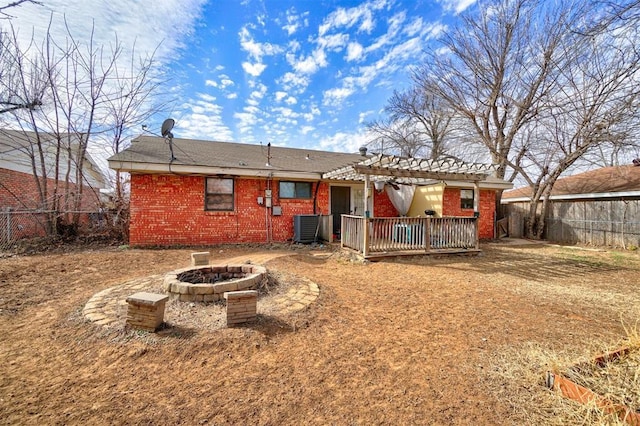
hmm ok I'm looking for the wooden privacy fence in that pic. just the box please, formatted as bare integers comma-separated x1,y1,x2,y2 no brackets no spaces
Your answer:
341,215,479,258
504,199,640,248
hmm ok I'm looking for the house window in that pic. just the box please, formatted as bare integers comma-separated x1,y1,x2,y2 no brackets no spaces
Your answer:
279,181,312,199
205,177,234,211
460,189,474,209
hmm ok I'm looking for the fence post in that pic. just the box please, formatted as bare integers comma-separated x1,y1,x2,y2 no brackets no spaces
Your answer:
363,217,370,258
424,217,430,252
4,207,11,244
474,216,480,250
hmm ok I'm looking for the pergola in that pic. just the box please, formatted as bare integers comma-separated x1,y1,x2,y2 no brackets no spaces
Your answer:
323,153,498,217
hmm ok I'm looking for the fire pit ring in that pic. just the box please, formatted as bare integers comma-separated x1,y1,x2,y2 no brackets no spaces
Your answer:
163,264,266,303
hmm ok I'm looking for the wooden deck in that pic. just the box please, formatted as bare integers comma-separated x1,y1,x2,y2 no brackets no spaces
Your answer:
341,215,480,259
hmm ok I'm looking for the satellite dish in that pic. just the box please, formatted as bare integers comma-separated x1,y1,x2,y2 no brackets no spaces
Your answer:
161,118,175,138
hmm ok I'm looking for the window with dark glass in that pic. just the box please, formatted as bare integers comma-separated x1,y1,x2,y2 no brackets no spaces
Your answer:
460,189,474,209
205,177,234,211
279,181,312,199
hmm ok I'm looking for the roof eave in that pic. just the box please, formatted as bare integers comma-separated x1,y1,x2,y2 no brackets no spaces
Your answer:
107,160,324,180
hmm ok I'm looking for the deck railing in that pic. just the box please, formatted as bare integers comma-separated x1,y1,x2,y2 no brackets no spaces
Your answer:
341,215,478,257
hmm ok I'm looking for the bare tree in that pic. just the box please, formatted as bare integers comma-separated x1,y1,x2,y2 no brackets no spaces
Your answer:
407,0,640,239
417,0,580,185
366,117,427,157
515,18,640,238
2,19,165,237
0,0,40,20
0,0,42,115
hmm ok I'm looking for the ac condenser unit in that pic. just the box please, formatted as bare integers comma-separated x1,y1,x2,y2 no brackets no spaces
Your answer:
293,214,319,243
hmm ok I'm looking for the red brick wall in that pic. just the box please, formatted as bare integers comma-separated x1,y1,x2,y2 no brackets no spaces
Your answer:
129,174,331,246
1,168,100,211
1,168,101,237
442,187,496,239
374,190,398,217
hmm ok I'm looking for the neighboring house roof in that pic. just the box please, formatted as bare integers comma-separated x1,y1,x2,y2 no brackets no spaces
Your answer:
108,135,371,180
0,129,106,189
109,136,512,190
502,165,640,202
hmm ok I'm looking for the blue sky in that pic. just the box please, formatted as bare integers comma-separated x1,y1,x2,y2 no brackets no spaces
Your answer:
7,0,477,153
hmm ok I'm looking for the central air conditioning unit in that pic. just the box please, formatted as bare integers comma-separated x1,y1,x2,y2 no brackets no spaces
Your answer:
293,214,319,243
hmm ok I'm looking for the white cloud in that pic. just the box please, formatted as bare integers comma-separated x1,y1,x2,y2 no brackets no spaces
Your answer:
285,96,297,105
275,91,288,101
318,0,389,36
325,19,444,104
289,48,328,74
8,0,207,66
242,62,267,77
323,87,355,107
205,75,235,90
365,11,405,54
359,111,374,124
226,93,238,99
251,84,268,100
403,17,425,37
346,42,364,61
300,126,315,135
282,8,309,35
239,26,283,61
219,76,234,88
317,130,371,153
438,0,477,14
288,40,302,53
176,93,234,141
318,33,350,51
272,107,299,118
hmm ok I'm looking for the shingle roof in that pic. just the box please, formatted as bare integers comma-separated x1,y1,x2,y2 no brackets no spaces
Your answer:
503,165,640,199
108,135,367,175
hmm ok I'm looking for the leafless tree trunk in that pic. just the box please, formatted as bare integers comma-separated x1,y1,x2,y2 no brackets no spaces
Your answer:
2,18,164,238
520,19,640,238
404,0,639,237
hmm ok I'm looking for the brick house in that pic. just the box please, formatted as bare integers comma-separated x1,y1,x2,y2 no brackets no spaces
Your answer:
108,136,510,247
0,130,106,238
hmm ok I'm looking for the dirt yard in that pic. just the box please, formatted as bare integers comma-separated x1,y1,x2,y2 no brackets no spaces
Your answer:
1,241,639,425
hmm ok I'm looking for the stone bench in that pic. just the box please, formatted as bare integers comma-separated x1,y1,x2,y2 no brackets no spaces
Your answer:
126,292,169,332
191,251,210,266
224,290,258,326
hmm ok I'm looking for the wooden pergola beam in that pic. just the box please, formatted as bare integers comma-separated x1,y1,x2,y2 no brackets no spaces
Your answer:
352,165,486,182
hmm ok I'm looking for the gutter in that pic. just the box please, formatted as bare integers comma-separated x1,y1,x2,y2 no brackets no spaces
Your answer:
107,160,323,180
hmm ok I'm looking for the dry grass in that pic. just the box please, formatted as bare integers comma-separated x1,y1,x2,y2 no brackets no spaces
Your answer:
565,323,640,410
488,322,640,425
4,243,640,424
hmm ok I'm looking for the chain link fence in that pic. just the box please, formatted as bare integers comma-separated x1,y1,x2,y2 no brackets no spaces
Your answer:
0,209,49,251
0,208,117,252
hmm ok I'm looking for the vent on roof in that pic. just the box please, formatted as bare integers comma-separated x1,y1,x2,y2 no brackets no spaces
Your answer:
633,158,640,167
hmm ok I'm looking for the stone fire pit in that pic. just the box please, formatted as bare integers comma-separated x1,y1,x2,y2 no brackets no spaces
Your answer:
163,264,266,303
